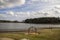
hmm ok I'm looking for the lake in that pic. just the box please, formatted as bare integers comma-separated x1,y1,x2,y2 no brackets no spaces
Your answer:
0,23,60,31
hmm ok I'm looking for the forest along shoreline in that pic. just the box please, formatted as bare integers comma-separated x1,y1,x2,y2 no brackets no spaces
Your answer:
0,17,60,24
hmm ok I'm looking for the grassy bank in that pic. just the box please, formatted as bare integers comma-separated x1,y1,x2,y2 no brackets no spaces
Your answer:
0,29,60,40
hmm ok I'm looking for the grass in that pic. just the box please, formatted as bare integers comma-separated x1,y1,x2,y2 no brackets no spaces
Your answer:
0,29,60,40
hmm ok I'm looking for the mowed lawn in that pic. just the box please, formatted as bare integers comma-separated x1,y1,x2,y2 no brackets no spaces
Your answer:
0,29,60,40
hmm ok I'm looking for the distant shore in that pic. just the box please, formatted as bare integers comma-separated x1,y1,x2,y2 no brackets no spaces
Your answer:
1,17,60,24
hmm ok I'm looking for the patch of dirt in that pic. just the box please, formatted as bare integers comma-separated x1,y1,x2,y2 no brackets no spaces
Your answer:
0,38,14,40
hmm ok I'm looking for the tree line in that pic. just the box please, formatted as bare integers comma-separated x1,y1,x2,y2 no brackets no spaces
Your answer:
24,17,60,24
0,20,20,23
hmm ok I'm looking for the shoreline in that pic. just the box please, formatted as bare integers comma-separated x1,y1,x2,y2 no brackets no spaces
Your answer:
1,22,60,24
0,27,60,33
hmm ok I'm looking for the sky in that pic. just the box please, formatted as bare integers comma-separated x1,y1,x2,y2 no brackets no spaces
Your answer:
0,0,60,21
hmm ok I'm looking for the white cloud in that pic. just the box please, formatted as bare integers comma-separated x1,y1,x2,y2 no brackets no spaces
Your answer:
7,11,14,16
30,0,60,7
39,5,60,17
55,5,60,9
0,7,60,21
31,0,39,1
0,0,26,9
0,11,31,21
0,0,60,20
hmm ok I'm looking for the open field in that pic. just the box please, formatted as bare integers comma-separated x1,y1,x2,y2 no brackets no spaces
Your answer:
0,29,60,40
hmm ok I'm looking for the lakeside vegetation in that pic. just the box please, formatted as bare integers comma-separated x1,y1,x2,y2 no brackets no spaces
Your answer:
1,17,60,24
0,20,20,23
24,17,60,24
0,29,60,40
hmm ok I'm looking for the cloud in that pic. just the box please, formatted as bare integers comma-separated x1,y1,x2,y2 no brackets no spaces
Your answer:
6,11,14,16
0,0,60,21
30,0,60,7
0,6,60,21
0,0,25,9
31,0,39,2
23,0,60,12
0,11,31,21
39,5,60,17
